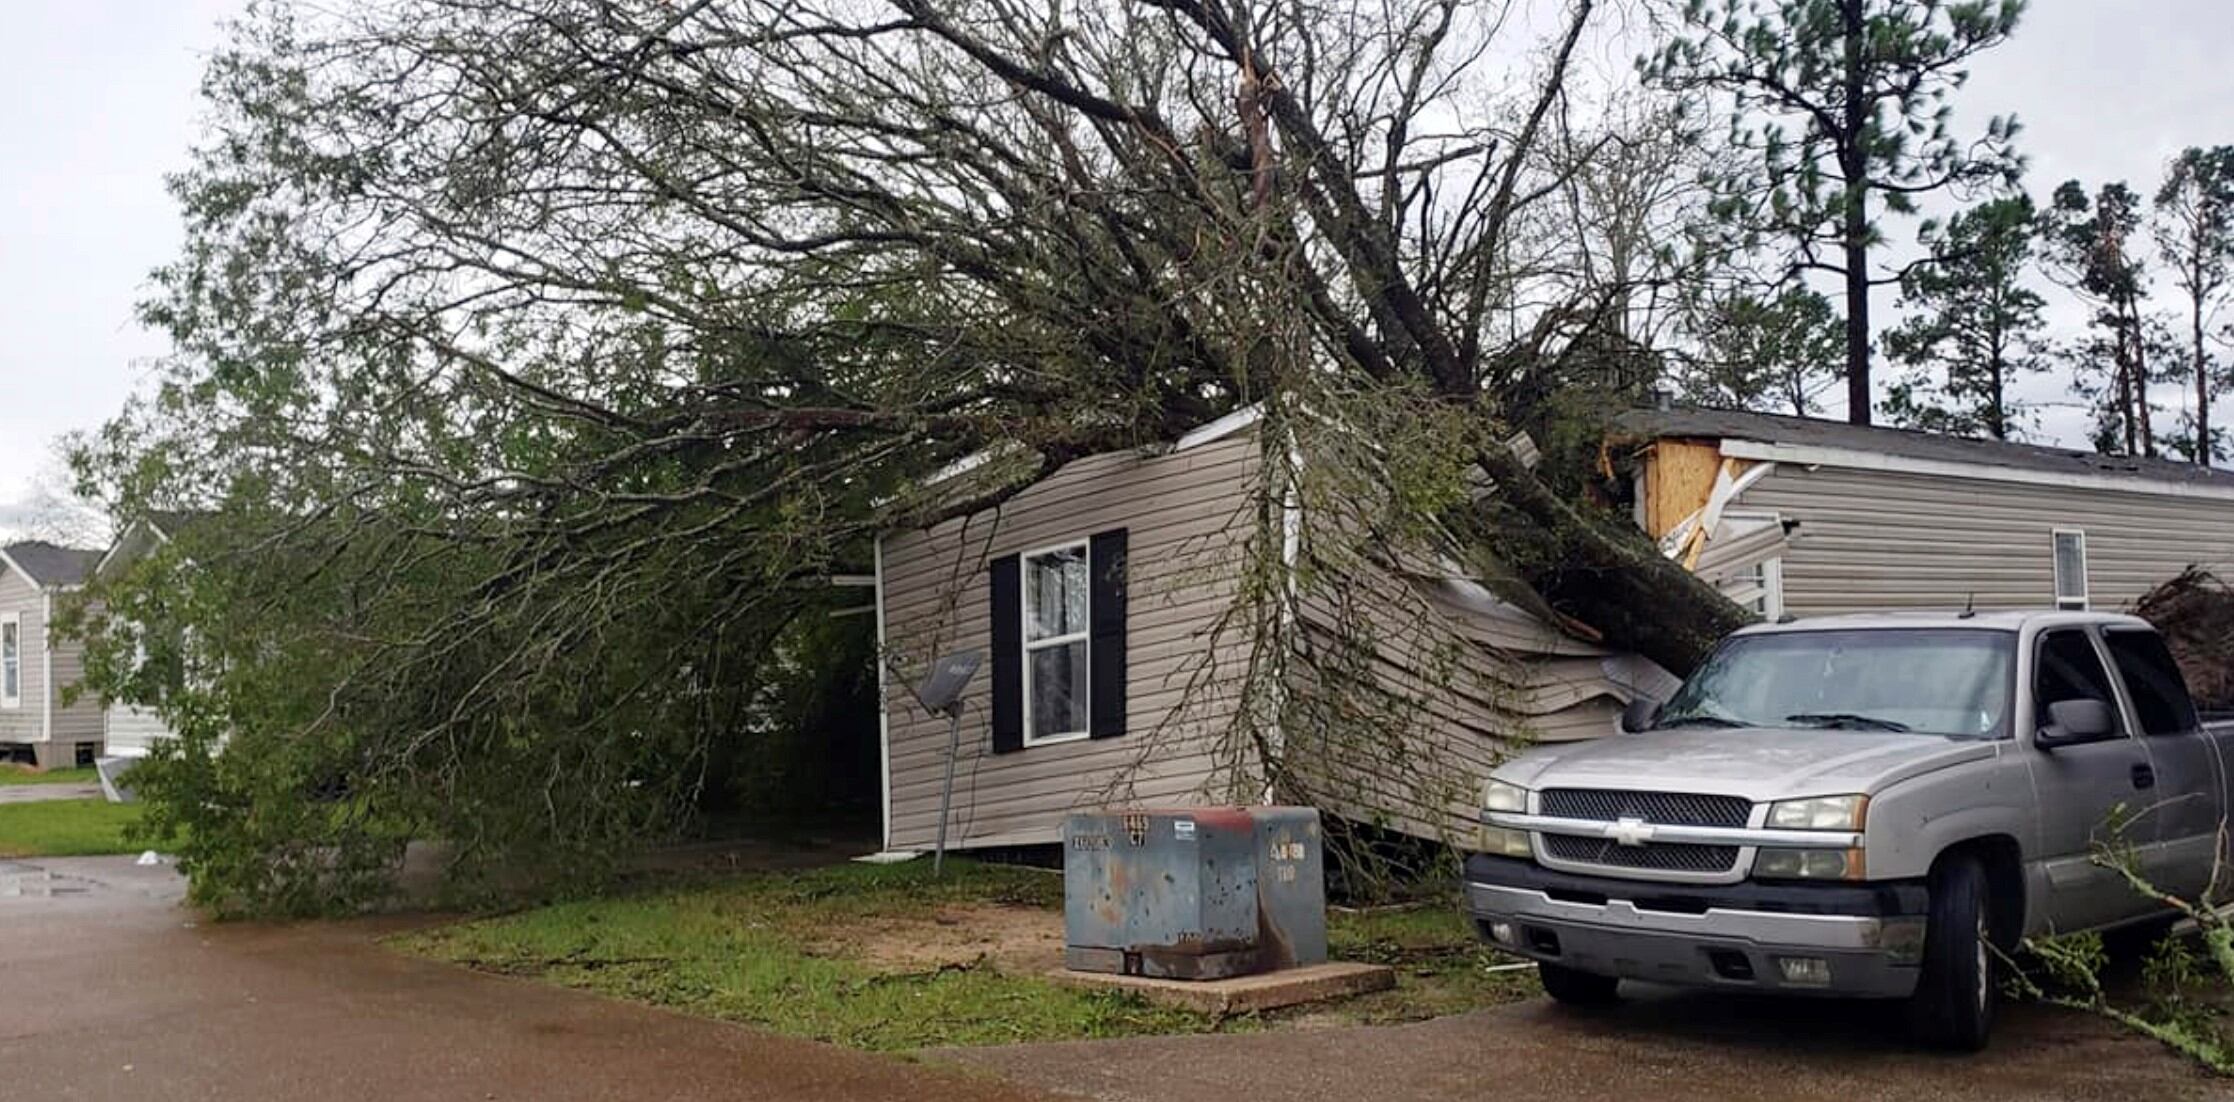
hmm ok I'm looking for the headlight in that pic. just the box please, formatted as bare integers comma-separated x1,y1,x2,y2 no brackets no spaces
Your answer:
1483,779,1531,815
1754,847,1866,880
1765,794,1868,831
1480,825,1534,858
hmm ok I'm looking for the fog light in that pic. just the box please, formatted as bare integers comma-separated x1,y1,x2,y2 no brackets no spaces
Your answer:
1489,921,1517,946
1754,847,1865,880
1480,825,1533,858
1776,956,1832,987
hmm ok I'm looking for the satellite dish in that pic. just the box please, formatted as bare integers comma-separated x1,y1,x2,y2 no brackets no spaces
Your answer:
912,650,982,716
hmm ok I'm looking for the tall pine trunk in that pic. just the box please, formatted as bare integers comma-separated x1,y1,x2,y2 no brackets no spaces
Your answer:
2197,301,2212,464
1840,0,1872,426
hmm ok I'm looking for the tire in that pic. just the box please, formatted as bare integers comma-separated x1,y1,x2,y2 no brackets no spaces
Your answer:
1908,854,1996,1051
1539,962,1622,1007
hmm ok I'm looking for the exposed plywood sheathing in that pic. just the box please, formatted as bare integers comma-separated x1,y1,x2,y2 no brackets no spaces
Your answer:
1641,439,1724,538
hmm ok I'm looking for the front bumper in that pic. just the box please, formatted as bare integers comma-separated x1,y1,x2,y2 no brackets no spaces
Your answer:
1464,854,1929,998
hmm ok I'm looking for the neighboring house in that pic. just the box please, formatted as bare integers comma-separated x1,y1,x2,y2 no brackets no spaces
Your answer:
872,411,1671,856
0,540,105,769
1619,407,2234,618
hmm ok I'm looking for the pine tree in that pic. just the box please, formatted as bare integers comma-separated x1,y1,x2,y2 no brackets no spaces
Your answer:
2153,146,2234,464
1646,0,2025,425
1881,196,2049,439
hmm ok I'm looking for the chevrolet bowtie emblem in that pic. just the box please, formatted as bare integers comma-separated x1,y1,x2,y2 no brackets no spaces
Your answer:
1607,817,1656,847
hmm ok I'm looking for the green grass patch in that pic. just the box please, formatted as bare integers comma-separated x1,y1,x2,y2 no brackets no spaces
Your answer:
0,765,98,786
0,799,143,857
398,859,1536,1050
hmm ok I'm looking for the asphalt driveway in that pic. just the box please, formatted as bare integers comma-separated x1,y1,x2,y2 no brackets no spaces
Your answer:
944,983,2222,1102
1,854,2221,1101
0,855,1046,1102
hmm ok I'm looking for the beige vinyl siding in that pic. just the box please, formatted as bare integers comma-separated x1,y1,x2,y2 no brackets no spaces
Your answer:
879,433,1263,851
1290,553,1667,842
1734,462,2234,616
0,569,39,743
45,597,103,745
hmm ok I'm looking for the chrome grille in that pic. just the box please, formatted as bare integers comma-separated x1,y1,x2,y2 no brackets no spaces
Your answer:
1540,789,1751,829
1543,834,1740,873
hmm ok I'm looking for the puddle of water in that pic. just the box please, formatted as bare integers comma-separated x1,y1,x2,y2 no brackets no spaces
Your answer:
0,864,55,897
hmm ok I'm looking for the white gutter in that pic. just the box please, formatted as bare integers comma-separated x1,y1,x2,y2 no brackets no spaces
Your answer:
1716,438,2234,503
872,534,893,852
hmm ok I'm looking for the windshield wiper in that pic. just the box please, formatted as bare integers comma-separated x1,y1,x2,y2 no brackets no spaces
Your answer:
1654,713,1755,730
1784,712,1912,732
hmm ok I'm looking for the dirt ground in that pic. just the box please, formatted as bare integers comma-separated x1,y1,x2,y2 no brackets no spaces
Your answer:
815,901,1069,975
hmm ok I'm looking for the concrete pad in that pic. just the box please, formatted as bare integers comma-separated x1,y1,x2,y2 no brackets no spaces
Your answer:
1050,961,1395,1015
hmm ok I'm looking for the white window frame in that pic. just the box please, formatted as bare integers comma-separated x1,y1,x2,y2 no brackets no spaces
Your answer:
1020,540,1092,747
0,613,18,709
2052,529,2089,611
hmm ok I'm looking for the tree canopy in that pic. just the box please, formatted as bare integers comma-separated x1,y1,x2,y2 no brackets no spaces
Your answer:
76,0,1755,910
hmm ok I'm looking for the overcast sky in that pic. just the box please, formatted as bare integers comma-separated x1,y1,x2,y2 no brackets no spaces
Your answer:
1,1,2229,534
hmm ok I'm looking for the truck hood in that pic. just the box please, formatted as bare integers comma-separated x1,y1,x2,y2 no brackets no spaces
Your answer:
1494,727,1998,803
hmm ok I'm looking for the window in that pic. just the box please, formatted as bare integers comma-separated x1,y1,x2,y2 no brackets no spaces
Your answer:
2034,629,2121,731
0,614,17,709
2052,530,2088,610
1022,543,1091,744
2104,630,2200,735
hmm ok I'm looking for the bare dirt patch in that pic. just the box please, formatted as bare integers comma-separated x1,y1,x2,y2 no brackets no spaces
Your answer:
812,901,1068,976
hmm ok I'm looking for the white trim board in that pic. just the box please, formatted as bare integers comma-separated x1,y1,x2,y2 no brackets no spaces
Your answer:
1716,439,2234,503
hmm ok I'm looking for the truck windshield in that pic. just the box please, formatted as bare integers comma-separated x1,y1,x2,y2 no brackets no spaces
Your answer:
1654,628,2014,739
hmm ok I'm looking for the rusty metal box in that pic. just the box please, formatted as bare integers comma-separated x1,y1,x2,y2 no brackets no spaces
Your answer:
1062,806,1326,980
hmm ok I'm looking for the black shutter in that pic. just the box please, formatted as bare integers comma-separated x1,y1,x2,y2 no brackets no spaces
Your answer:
1088,528,1128,739
988,554,1023,754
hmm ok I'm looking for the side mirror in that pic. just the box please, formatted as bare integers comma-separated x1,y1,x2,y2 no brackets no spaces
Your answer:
1619,696,1662,734
2037,698,2117,749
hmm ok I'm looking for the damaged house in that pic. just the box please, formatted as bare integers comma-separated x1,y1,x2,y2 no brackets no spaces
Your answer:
1619,407,2234,619
871,408,1674,857
871,403,2234,860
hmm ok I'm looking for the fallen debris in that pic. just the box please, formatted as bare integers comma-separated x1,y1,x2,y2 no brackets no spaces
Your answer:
2132,567,2234,711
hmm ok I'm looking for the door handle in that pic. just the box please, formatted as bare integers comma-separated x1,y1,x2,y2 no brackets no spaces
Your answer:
2132,763,2156,790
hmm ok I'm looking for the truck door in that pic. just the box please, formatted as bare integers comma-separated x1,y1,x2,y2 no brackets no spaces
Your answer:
2028,627,2155,932
2101,627,2226,902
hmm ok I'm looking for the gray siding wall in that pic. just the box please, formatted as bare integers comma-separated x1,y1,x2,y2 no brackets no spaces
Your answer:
1736,462,2234,616
0,569,40,743
879,433,1262,851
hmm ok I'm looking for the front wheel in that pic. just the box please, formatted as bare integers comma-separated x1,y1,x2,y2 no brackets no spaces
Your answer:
1907,854,1996,1051
1538,962,1622,1007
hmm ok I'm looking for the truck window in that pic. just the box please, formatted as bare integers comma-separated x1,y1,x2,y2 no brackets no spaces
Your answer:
2034,630,2120,729
2103,630,2200,734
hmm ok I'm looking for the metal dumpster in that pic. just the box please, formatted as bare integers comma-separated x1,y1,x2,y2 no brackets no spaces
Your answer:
1062,806,1326,980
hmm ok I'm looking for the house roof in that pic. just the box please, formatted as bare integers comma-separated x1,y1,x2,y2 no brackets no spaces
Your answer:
0,540,103,589
1616,406,2234,495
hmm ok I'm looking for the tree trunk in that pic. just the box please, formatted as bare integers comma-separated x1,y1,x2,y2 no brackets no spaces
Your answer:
1987,336,2007,441
2196,298,2212,464
1468,446,1756,677
1840,0,1872,426
2131,301,2155,457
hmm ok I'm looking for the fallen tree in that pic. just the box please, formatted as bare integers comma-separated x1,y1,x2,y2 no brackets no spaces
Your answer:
75,0,1751,911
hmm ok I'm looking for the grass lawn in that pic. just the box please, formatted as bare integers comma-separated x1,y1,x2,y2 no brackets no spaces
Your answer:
0,765,99,786
0,799,144,858
397,859,1536,1050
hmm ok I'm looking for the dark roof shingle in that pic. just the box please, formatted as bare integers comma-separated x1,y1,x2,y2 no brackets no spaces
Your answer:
2,540,103,588
1616,406,2234,493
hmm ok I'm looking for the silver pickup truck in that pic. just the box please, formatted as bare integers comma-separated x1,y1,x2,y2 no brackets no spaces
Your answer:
1466,610,2234,1049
